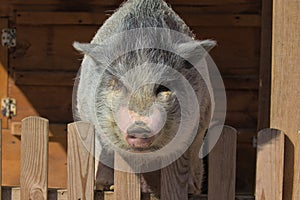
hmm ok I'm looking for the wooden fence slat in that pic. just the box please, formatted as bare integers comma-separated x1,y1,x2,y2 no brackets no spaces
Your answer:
114,152,141,200
296,133,300,200
161,152,189,200
67,122,95,200
255,129,284,200
208,125,237,200
20,116,49,200
57,190,68,200
104,191,114,200
11,188,20,200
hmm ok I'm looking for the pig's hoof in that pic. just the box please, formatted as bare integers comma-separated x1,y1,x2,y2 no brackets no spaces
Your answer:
109,185,114,191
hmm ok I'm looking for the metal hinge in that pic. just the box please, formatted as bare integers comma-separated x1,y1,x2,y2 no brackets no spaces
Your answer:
1,28,16,47
1,98,17,118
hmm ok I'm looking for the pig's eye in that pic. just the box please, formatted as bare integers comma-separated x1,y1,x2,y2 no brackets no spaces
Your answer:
155,85,171,96
109,78,124,91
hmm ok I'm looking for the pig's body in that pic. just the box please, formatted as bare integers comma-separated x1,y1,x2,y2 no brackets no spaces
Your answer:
73,0,214,195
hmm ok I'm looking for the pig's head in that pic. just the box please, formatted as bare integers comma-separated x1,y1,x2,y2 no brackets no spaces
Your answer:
73,39,215,153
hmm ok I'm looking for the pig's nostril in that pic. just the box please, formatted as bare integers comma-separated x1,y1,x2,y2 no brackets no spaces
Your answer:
127,123,151,138
134,121,146,126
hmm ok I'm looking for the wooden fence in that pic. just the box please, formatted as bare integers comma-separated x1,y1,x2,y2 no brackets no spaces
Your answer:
0,116,296,200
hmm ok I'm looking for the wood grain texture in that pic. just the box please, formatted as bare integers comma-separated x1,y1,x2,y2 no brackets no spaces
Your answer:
57,190,68,200
255,129,284,200
114,152,141,200
67,122,95,200
103,191,114,200
13,71,76,87
257,0,272,130
12,187,20,200
296,133,300,200
13,70,257,90
271,0,300,199
208,125,237,200
8,84,73,124
20,116,49,200
16,12,260,27
161,152,189,200
11,122,67,137
0,18,9,129
7,0,260,6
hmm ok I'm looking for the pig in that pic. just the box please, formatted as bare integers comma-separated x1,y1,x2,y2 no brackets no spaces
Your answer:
73,0,216,195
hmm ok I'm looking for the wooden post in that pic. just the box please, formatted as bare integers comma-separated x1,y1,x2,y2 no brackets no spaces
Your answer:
161,151,189,200
67,122,95,200
114,152,141,200
208,125,237,200
255,129,284,200
271,0,300,199
296,133,300,199
20,116,49,200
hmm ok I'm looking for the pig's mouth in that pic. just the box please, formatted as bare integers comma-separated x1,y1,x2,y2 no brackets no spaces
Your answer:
125,134,156,149
123,123,157,149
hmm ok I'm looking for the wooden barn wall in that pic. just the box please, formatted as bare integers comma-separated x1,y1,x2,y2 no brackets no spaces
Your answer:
0,0,262,195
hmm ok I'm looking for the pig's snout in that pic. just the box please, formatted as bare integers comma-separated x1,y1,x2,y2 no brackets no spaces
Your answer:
127,121,152,138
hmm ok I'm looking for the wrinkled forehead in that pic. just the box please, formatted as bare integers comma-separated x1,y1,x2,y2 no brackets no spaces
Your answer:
106,48,187,75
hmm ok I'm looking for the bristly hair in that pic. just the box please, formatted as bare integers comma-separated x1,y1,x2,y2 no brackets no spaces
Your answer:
91,0,194,44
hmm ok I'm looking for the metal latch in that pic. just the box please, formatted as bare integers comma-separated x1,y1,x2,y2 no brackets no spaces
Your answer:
1,98,17,118
1,28,16,47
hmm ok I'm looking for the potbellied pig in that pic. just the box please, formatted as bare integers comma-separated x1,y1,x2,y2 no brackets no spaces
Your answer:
73,0,216,195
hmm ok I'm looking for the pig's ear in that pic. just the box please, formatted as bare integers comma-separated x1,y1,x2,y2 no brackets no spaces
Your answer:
73,42,105,62
176,39,216,64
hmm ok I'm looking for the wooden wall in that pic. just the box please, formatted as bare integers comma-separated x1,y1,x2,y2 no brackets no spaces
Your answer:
0,0,263,194
271,0,300,199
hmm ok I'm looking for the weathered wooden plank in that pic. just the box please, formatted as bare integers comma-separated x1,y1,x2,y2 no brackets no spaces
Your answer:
16,12,260,27
16,12,108,25
10,26,97,71
296,133,300,200
161,152,189,200
1,4,261,18
0,18,9,129
11,187,20,200
13,71,76,86
271,0,300,199
104,191,114,200
219,111,258,129
1,128,21,187
9,83,73,124
184,14,260,27
20,116,49,200
193,27,260,76
67,122,95,200
11,26,259,76
8,0,260,6
57,190,68,200
114,152,141,200
2,129,67,189
172,4,260,14
208,125,237,200
255,129,284,200
11,122,67,137
257,0,272,130
13,70,258,90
